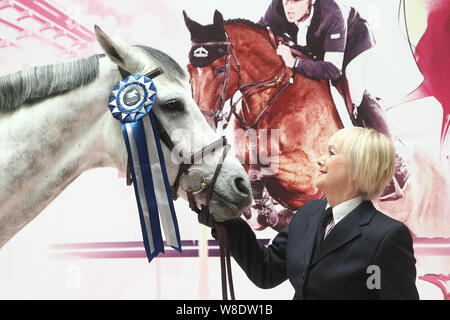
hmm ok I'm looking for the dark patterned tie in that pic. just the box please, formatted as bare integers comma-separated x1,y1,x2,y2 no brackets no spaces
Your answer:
315,207,334,249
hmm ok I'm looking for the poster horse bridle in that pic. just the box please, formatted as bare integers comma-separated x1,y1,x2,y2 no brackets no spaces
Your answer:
191,27,295,131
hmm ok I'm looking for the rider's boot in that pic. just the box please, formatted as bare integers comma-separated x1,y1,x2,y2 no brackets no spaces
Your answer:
354,91,410,201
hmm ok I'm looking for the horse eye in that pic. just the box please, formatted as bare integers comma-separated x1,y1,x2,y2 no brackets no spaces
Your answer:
216,66,226,75
163,100,184,112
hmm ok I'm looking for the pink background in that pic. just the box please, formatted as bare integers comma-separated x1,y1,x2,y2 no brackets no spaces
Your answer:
0,0,448,299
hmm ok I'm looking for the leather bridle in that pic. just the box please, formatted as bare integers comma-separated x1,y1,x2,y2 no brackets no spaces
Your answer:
191,35,239,128
191,28,294,130
119,66,235,300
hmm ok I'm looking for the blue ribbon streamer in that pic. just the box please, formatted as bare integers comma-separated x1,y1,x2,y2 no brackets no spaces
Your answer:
147,113,181,251
110,75,181,262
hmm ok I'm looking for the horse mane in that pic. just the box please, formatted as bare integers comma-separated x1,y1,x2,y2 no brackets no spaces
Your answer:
0,45,186,113
0,54,102,112
224,18,267,31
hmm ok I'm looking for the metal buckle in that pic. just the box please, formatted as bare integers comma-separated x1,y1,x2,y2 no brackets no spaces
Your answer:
180,169,208,195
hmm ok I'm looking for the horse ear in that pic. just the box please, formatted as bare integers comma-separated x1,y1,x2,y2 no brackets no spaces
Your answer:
183,10,202,33
94,25,128,66
213,10,224,28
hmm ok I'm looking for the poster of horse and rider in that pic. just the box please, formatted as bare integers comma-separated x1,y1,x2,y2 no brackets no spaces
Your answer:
0,0,449,300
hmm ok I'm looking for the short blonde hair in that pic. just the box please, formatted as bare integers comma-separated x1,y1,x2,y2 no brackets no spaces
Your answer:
328,127,395,200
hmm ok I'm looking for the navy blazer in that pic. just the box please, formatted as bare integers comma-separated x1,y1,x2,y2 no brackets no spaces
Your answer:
221,200,419,299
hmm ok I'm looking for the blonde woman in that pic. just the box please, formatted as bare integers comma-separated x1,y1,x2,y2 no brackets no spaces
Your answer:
205,127,419,299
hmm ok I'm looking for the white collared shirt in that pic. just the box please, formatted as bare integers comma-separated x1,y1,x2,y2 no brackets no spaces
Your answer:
326,196,363,226
296,6,314,46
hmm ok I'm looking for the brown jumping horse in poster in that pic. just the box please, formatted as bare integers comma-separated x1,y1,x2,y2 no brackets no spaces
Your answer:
184,11,450,238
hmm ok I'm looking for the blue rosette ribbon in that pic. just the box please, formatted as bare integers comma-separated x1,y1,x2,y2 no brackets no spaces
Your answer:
109,75,181,262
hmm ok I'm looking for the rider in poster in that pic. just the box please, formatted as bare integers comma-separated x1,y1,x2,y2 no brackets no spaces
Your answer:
260,0,409,200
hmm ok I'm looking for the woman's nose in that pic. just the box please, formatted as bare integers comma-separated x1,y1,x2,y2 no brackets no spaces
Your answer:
317,154,326,166
317,154,327,168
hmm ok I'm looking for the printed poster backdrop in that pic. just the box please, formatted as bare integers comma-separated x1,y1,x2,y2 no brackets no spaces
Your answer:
0,0,449,299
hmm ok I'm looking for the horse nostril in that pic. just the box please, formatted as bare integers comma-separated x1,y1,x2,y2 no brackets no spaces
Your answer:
234,177,251,195
243,208,252,219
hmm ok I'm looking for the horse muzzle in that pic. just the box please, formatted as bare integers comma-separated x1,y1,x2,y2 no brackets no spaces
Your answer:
208,174,253,221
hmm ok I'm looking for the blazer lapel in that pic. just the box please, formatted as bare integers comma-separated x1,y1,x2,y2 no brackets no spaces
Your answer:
310,201,376,268
303,200,327,271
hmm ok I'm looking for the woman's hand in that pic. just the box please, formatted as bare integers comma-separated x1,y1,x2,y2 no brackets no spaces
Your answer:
276,43,296,68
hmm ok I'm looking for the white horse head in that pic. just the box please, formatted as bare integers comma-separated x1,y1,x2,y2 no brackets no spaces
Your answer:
0,26,252,248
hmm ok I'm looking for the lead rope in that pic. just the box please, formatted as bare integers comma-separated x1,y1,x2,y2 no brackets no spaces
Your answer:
215,222,235,300
206,143,235,300
185,142,235,300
